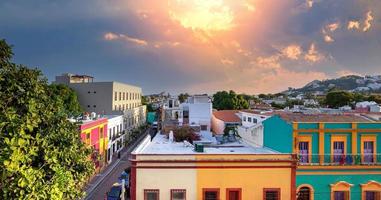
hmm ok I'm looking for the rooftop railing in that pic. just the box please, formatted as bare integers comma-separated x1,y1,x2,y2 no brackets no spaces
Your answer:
297,154,381,166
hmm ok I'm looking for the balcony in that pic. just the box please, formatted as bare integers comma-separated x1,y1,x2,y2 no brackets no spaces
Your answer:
297,154,381,166
111,130,126,141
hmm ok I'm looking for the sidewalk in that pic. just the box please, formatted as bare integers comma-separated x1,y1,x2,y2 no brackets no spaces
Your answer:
83,128,150,199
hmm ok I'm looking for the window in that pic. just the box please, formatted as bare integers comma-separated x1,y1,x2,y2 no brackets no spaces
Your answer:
201,125,208,131
333,191,349,200
203,188,219,200
171,189,186,200
331,135,347,164
361,135,377,164
100,128,103,138
298,135,312,164
243,116,246,121
115,92,117,101
109,128,112,140
226,188,241,200
297,185,314,200
94,91,96,93
299,141,309,163
365,191,380,200
253,118,258,123
263,188,280,200
330,181,352,200
119,105,121,111
123,92,125,100
248,117,252,122
361,181,381,200
88,91,90,93
123,104,125,110
114,105,117,110
119,92,122,101
87,105,90,108
93,105,96,108
144,189,159,200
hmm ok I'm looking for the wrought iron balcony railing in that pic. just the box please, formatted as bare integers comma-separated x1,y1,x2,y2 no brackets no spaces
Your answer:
297,154,381,166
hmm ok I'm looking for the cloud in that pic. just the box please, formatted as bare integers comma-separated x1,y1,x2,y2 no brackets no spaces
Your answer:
255,55,281,69
103,32,148,46
347,11,373,32
326,22,340,32
324,35,334,43
281,44,302,60
220,58,234,65
363,11,374,32
306,0,313,8
347,21,360,30
304,43,324,63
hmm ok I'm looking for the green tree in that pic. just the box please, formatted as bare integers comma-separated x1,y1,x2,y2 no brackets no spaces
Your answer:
49,84,82,116
178,93,189,103
325,90,354,108
212,90,249,110
367,95,381,104
0,39,94,199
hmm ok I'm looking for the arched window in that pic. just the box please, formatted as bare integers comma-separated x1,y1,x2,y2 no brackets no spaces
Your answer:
361,181,381,200
330,181,353,200
297,184,314,200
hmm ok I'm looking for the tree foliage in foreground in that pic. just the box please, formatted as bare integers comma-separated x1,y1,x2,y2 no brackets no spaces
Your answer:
0,39,94,199
212,90,249,110
49,84,83,117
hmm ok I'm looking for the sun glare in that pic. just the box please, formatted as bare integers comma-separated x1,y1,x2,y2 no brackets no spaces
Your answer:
168,0,235,32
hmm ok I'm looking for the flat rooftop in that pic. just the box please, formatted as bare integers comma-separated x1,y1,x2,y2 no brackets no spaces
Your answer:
135,133,279,155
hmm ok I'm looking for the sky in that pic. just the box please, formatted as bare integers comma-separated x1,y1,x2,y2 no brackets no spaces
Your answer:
1,0,381,95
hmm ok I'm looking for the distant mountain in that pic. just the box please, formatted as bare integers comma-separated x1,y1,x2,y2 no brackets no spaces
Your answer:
288,75,381,94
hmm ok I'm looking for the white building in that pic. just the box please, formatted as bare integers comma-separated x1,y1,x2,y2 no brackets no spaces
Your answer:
104,115,125,163
237,110,272,147
55,73,146,129
181,95,212,131
370,104,381,113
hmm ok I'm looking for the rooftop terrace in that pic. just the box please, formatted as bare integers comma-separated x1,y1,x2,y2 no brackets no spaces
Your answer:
134,132,279,155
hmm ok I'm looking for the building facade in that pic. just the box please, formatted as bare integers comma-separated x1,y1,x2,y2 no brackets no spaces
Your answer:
104,115,125,163
55,73,146,129
79,117,108,170
130,133,296,200
262,113,381,200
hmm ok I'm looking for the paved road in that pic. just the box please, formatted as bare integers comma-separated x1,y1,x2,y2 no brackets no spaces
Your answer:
84,128,153,200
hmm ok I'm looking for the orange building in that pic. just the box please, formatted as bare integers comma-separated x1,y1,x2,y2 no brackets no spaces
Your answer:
130,133,296,200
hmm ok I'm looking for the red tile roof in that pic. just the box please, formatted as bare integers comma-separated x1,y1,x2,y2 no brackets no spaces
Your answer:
213,110,241,123
276,112,371,122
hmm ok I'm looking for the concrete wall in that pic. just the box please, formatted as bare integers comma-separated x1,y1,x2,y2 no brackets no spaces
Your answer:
69,82,113,114
238,124,264,147
188,103,212,131
136,168,197,200
211,115,225,135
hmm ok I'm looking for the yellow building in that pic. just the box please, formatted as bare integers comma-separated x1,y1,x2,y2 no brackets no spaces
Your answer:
130,133,296,200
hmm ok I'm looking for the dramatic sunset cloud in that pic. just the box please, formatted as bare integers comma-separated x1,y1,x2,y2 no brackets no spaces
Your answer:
104,32,148,46
1,0,380,94
363,11,374,32
348,21,360,30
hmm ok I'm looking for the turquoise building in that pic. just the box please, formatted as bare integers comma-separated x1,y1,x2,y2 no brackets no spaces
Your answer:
263,113,381,200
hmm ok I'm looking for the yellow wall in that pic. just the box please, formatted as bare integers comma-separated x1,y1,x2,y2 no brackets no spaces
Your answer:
196,168,292,200
136,168,197,200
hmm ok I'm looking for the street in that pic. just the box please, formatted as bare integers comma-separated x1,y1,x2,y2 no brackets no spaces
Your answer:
84,128,153,200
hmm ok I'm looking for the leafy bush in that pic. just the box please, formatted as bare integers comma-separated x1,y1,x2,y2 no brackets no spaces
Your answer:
173,126,200,143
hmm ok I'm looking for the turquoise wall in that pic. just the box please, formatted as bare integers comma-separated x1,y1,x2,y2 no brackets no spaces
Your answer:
263,116,293,153
297,174,381,200
147,112,156,124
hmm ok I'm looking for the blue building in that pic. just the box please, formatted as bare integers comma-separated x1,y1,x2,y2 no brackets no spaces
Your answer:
263,113,381,200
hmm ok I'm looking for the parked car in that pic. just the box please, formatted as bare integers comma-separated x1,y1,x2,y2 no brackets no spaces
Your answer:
105,184,123,200
152,121,158,130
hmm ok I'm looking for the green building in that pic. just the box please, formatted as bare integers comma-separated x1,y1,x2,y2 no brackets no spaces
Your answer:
263,113,381,200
